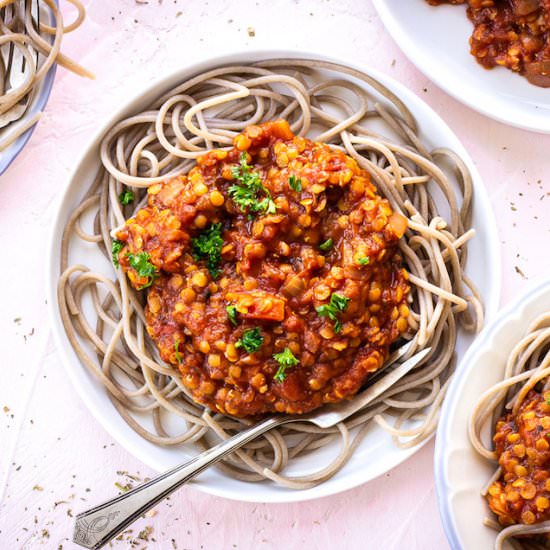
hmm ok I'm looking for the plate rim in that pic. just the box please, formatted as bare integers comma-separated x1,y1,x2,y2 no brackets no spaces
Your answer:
434,279,550,549
46,47,502,503
372,0,550,134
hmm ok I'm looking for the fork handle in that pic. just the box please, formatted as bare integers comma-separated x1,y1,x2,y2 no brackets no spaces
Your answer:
73,415,289,550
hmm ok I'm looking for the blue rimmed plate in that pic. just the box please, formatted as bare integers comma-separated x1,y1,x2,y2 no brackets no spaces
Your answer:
0,0,57,175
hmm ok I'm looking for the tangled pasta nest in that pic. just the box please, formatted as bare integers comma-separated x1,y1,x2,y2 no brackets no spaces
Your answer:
58,58,483,488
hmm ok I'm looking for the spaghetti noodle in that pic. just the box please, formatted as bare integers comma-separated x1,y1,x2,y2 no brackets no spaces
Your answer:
58,59,483,488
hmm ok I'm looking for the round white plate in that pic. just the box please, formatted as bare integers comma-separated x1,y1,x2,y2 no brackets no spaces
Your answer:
435,281,550,549
47,49,501,503
372,0,550,134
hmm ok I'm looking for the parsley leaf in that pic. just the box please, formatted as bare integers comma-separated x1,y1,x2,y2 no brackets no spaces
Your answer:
229,153,277,215
273,347,300,382
319,238,333,252
316,293,350,334
112,239,124,268
128,252,158,290
330,293,350,311
357,256,370,266
226,305,239,326
235,327,264,353
289,175,302,192
546,396,550,406
191,223,224,279
257,196,277,214
174,339,182,363
118,190,135,205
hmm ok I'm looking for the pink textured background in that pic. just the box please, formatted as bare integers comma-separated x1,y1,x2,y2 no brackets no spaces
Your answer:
1,1,550,549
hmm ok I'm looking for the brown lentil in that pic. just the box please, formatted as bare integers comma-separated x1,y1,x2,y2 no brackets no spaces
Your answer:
427,0,550,87
487,391,550,527
118,120,411,417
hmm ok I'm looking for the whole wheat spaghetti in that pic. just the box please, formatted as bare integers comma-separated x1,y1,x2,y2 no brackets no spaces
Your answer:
58,59,483,488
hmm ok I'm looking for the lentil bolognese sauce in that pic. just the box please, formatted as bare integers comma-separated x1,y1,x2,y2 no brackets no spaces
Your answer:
427,0,550,87
114,120,411,417
58,59,483,487
470,313,550,548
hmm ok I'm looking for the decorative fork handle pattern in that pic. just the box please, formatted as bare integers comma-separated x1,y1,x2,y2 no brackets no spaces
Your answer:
73,415,290,550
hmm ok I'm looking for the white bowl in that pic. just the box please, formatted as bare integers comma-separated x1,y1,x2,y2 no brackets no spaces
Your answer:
373,0,550,134
47,49,501,503
435,280,550,549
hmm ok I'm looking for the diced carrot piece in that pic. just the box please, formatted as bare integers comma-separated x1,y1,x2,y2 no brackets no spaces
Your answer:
226,291,286,322
388,212,408,238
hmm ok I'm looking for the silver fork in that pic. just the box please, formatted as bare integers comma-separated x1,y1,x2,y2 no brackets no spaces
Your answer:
21,0,40,72
73,346,431,550
0,0,40,129
0,5,16,100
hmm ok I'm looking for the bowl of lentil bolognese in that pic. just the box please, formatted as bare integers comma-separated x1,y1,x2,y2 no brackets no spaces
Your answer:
48,51,500,502
436,281,550,550
372,0,550,133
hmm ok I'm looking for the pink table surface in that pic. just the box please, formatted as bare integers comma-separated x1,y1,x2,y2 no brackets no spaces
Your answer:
1,1,550,549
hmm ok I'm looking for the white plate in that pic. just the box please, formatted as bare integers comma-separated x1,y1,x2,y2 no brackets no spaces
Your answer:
47,49,501,503
372,0,550,134
435,281,550,549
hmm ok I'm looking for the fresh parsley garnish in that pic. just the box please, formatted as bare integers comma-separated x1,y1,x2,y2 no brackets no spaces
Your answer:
546,396,550,406
357,256,370,266
316,293,350,333
235,327,264,353
112,239,124,268
174,339,182,363
118,190,135,205
319,238,333,252
226,305,238,326
289,175,302,192
273,347,300,382
128,252,157,290
127,252,157,290
191,223,224,279
229,153,277,215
